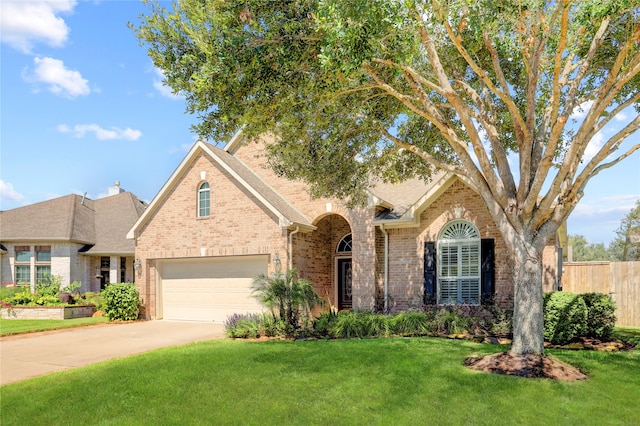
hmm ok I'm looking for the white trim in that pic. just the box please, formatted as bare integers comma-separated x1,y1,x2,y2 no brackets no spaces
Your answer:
127,141,206,239
223,128,246,152
334,256,352,310
127,140,315,239
373,173,463,228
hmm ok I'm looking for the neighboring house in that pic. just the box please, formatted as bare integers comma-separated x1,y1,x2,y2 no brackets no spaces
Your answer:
128,133,565,322
1,183,147,293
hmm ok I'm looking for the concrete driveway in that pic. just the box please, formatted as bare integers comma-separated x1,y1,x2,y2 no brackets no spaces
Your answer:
0,320,225,386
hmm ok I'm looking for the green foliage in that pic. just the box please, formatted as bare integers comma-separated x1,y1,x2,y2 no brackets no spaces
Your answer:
79,292,105,310
2,338,640,425
433,308,472,335
312,309,339,337
487,307,514,337
391,311,434,336
34,295,64,306
4,290,36,306
609,200,640,261
0,286,21,300
62,281,82,294
613,326,640,348
101,283,140,321
332,311,369,339
135,0,640,355
251,269,322,330
543,292,588,345
580,292,617,339
257,313,287,337
365,312,392,337
224,313,261,339
0,317,109,336
568,235,611,261
36,274,62,297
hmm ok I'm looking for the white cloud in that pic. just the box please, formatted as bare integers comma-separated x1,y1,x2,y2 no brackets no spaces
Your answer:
0,180,27,204
168,143,193,155
58,124,142,141
153,67,183,99
571,195,639,218
583,131,605,160
24,56,90,98
570,100,594,121
0,1,76,53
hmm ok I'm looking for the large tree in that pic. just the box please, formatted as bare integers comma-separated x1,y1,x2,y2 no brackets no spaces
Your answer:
609,200,640,260
567,235,611,261
134,0,640,356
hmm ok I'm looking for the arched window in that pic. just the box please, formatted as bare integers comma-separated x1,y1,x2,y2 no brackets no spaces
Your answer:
198,182,210,217
438,220,481,305
337,233,352,253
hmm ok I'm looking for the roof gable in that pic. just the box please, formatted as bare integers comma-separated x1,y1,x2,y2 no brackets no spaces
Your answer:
127,141,315,239
373,173,467,227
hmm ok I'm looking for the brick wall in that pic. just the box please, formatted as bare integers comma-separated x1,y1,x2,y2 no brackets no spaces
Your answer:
134,138,557,318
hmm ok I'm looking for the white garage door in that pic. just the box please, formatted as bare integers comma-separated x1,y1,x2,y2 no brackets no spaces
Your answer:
158,255,268,322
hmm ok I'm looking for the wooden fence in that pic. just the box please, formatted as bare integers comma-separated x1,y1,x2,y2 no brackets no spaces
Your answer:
562,261,639,327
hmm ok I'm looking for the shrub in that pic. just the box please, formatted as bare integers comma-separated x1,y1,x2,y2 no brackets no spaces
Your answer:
78,292,105,310
391,311,434,336
580,292,616,339
543,292,587,345
36,275,62,297
258,313,286,337
366,312,392,337
34,295,64,306
224,313,261,338
102,283,140,321
252,269,322,330
4,290,35,306
332,311,368,339
433,308,471,335
313,309,339,338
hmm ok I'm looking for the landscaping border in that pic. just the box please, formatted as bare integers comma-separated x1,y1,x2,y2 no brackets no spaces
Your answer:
1,305,95,320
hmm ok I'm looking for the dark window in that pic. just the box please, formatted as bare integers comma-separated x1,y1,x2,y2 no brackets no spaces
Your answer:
337,234,352,253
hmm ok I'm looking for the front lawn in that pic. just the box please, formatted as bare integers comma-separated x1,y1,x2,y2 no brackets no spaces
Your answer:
613,326,640,347
1,338,638,425
0,317,108,336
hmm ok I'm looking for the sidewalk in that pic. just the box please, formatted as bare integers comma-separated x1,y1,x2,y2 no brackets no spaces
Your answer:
0,320,226,386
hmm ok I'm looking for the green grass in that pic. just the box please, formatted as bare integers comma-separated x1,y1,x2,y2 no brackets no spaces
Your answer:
0,317,108,336
1,338,638,425
613,326,640,347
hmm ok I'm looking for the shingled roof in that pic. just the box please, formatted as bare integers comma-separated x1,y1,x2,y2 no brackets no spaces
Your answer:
204,143,314,228
1,192,147,255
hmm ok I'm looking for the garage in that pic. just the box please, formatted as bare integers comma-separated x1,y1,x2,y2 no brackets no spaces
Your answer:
157,255,268,322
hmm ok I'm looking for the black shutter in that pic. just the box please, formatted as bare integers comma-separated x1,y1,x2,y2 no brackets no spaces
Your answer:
481,239,495,304
424,242,436,304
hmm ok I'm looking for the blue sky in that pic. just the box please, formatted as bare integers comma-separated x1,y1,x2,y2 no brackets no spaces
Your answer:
1,0,639,245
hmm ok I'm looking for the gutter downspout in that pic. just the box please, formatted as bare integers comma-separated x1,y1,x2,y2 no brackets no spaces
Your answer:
380,224,389,313
288,226,300,270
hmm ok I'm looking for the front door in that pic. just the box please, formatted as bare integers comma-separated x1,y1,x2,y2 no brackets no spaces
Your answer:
337,258,352,310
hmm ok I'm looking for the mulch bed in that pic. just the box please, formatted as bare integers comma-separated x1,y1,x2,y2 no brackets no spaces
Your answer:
464,351,588,381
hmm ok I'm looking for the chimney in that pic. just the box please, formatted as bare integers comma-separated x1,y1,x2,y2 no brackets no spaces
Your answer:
108,181,124,196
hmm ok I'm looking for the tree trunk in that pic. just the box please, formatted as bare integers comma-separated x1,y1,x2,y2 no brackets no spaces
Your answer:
510,243,545,356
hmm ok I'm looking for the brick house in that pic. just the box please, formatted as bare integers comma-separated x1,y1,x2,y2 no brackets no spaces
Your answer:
0,183,147,293
128,133,564,322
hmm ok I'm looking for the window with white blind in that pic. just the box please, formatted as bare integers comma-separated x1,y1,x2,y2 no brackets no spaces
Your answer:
198,182,210,217
437,220,481,305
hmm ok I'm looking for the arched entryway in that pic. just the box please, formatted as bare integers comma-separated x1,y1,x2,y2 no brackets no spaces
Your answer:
291,214,352,310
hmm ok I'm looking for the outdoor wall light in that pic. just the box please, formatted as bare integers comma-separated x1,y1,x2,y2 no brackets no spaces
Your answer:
134,258,142,276
273,252,282,273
